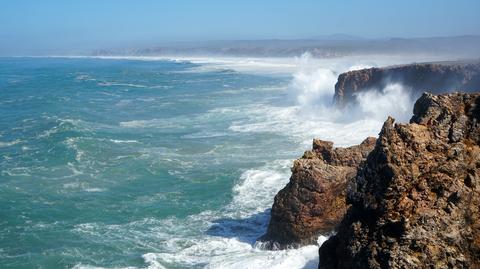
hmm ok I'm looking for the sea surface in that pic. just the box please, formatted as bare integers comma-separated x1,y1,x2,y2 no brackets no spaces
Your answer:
0,55,446,269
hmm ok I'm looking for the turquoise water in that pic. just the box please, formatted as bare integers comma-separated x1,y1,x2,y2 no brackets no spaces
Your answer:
0,57,324,269
0,55,425,268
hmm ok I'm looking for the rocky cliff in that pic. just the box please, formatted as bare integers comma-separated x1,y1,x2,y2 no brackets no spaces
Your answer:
334,62,480,107
319,92,480,268
259,137,376,249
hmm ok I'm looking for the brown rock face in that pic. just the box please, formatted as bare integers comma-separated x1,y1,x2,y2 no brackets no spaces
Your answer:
259,137,376,249
334,62,480,107
319,92,480,269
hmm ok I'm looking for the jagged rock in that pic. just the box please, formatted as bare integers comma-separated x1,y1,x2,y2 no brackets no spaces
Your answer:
319,92,480,269
259,137,376,249
334,62,480,107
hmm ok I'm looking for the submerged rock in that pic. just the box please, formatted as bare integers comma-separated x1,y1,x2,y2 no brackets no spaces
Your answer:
319,92,480,268
334,62,480,107
259,137,376,249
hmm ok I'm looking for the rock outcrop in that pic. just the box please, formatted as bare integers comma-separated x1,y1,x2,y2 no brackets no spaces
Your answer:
259,137,376,249
319,92,480,268
334,62,480,107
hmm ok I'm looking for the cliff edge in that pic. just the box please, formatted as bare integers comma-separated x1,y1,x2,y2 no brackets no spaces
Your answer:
319,92,480,268
259,137,376,249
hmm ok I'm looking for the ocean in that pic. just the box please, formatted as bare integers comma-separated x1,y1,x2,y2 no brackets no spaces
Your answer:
0,55,445,269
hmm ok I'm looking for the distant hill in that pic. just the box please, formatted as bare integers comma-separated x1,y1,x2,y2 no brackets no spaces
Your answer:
92,35,480,58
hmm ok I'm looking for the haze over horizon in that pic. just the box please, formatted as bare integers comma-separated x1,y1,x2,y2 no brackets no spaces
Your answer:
1,0,480,56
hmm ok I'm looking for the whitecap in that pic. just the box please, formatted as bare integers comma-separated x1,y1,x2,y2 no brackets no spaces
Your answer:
75,74,97,82
109,139,139,144
119,120,153,128
84,188,106,193
182,131,228,139
2,167,31,177
119,119,184,129
230,160,292,214
64,137,85,162
98,81,149,88
0,139,21,148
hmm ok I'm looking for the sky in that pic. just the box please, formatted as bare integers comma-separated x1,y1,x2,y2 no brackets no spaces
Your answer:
1,0,479,55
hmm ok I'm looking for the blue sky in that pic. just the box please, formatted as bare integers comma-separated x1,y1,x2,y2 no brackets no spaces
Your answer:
1,0,479,55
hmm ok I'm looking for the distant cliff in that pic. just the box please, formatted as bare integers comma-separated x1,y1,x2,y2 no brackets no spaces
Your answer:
334,61,480,106
320,92,480,268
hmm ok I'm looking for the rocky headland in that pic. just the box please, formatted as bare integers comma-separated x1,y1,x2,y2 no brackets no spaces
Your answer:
259,59,480,267
334,61,480,107
259,137,376,249
319,92,480,268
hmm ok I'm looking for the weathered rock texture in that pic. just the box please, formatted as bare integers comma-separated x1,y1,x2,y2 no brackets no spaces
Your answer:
319,92,480,269
334,62,480,107
259,137,376,249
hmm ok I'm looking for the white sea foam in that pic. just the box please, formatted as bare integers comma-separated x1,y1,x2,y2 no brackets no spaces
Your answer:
230,160,292,215
223,53,422,148
129,162,326,269
119,117,193,130
52,54,453,77
72,265,137,269
69,159,324,269
291,68,337,108
288,54,338,110
182,131,229,139
75,74,97,82
75,72,169,89
354,83,415,122
109,139,139,144
2,167,32,177
119,119,173,128
98,81,149,88
226,103,382,147
84,188,106,192
142,238,323,269
65,137,85,162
